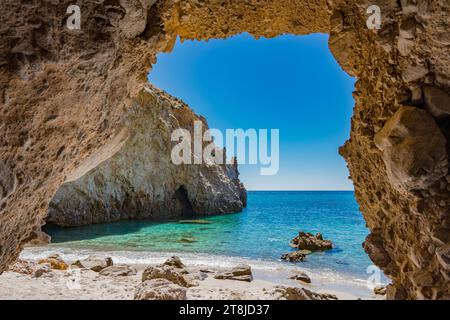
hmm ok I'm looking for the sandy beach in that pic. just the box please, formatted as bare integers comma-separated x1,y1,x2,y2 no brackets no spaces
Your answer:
0,247,385,300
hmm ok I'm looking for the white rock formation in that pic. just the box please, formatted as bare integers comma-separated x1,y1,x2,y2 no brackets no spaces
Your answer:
48,86,246,227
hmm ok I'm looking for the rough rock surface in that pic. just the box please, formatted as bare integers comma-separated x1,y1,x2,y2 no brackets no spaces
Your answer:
214,264,253,282
142,265,193,288
72,256,113,272
38,254,68,270
275,287,338,300
47,86,247,226
374,106,448,190
1,0,450,299
134,278,187,300
281,251,306,262
290,232,333,251
163,256,186,269
99,264,137,277
290,272,312,284
374,285,387,296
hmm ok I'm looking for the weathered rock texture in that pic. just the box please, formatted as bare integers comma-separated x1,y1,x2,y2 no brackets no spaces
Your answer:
1,0,449,299
48,85,246,226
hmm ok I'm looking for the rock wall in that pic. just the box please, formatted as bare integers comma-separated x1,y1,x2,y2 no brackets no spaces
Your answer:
48,85,246,227
1,0,449,299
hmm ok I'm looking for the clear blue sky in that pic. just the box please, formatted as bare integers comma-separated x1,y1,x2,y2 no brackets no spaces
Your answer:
148,33,356,191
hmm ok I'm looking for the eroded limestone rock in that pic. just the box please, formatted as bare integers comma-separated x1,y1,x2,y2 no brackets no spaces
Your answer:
142,265,193,287
73,256,113,272
47,86,247,227
423,86,450,118
289,232,333,251
374,106,448,191
99,264,137,277
134,278,187,300
274,286,338,300
1,0,450,300
214,264,253,282
281,251,306,262
38,254,68,270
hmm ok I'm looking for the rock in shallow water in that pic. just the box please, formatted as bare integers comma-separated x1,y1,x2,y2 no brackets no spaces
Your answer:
290,232,333,251
281,251,306,262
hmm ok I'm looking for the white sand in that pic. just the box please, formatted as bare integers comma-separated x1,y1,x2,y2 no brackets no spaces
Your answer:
0,249,385,300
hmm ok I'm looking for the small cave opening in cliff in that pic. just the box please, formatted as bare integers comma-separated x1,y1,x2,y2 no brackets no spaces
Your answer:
173,186,194,218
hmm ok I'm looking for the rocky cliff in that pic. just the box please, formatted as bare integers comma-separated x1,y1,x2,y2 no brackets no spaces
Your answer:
1,0,449,299
48,85,246,227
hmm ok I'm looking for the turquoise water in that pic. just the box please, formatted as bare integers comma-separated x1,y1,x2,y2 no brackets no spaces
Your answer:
44,191,375,279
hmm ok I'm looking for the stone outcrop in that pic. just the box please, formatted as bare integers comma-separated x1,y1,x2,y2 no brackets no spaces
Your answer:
47,86,247,227
290,232,333,251
1,0,450,299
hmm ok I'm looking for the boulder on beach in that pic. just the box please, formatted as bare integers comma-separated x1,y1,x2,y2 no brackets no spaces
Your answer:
134,278,187,300
275,286,338,300
72,256,113,272
374,285,387,296
33,264,52,278
290,272,311,284
7,259,36,275
142,265,194,287
290,231,333,251
214,264,253,282
99,264,137,277
281,251,306,262
38,254,68,270
163,256,185,269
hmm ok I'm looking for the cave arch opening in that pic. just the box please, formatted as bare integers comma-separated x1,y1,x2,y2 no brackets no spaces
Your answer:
148,32,356,192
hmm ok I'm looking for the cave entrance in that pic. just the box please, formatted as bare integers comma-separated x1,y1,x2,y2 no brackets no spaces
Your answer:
149,33,356,191
146,33,384,285
173,186,194,218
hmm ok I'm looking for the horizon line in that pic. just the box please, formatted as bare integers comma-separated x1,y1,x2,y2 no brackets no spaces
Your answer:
247,189,354,192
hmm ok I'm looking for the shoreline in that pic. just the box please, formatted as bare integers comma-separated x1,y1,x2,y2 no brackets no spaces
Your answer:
0,246,387,300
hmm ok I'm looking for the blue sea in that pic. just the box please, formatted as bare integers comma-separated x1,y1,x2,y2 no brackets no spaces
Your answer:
32,191,386,285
